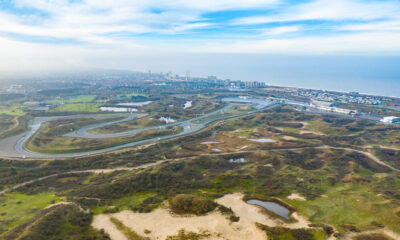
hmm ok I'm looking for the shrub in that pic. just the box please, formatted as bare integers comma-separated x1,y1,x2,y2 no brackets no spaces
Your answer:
353,233,392,240
170,194,216,215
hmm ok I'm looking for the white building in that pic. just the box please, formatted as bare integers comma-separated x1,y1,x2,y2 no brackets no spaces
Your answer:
381,116,400,124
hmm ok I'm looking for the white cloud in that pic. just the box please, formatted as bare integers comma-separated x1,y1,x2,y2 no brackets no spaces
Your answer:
339,20,400,32
233,0,400,25
194,32,400,55
1,0,400,75
262,26,302,36
15,0,279,12
0,0,277,45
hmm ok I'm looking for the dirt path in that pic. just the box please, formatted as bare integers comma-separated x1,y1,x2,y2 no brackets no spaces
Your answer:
0,158,181,195
2,145,397,195
379,145,400,151
267,145,400,172
326,146,400,172
299,130,326,135
12,202,80,239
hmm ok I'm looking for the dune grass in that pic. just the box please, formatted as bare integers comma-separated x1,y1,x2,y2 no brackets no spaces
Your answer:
26,124,182,154
291,183,400,233
0,192,64,235
51,103,102,112
118,93,148,99
93,192,156,214
88,116,163,134
0,104,24,116
110,217,149,240
46,95,96,104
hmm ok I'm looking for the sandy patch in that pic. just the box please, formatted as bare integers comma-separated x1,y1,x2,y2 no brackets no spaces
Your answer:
107,208,266,240
44,201,72,209
300,130,326,136
380,229,400,240
233,129,246,133
287,193,306,201
379,145,400,151
216,193,310,229
93,193,315,240
282,136,298,141
92,215,127,240
374,173,388,179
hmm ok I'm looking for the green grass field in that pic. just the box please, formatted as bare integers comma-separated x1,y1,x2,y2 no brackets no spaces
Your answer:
280,126,301,134
51,103,102,112
93,192,156,214
0,104,24,116
46,95,96,104
26,124,182,154
117,93,148,99
88,116,163,134
304,119,349,136
0,115,16,134
0,192,64,235
191,107,246,124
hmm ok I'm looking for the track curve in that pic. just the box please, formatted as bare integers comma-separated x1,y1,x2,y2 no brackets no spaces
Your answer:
0,102,278,160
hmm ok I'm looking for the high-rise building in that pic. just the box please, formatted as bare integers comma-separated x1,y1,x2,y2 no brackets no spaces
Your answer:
185,70,190,81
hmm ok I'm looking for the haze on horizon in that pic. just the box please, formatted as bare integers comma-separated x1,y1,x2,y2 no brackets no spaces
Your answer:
0,0,399,96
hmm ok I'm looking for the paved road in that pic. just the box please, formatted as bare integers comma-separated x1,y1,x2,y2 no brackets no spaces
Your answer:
1,95,396,160
1,102,278,160
69,105,233,139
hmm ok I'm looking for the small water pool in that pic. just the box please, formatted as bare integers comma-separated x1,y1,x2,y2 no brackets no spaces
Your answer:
100,107,138,112
229,158,247,163
117,101,152,107
249,138,276,143
247,199,290,219
201,141,220,144
212,148,222,152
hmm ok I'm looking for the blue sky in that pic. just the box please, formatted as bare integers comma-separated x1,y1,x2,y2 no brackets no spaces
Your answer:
1,0,400,52
0,0,399,96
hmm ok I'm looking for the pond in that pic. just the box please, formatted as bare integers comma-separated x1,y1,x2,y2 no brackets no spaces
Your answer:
247,199,290,219
211,148,222,152
100,107,138,112
229,158,247,163
249,138,276,143
117,101,152,107
201,141,220,144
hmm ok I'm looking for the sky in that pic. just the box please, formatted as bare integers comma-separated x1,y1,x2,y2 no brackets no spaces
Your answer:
0,0,400,96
